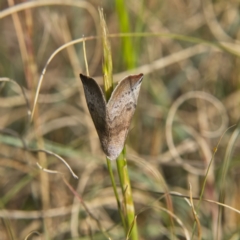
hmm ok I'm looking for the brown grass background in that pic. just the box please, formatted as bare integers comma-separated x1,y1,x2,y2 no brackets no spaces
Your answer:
1,0,240,239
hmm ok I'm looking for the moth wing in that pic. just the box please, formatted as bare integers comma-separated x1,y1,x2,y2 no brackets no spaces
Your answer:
80,74,109,145
106,73,144,160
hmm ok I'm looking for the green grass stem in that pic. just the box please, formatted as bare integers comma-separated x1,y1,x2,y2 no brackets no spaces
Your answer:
191,125,236,239
99,8,139,239
116,152,138,240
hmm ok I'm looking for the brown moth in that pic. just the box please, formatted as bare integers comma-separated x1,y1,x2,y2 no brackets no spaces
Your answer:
80,73,144,160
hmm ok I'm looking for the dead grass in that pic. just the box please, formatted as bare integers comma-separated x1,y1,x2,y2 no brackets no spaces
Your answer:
1,0,240,239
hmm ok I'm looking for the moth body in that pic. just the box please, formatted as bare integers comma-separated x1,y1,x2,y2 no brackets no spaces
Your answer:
80,73,144,160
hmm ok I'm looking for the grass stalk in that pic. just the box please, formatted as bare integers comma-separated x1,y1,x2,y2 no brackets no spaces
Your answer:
116,152,138,240
115,1,140,238
115,0,136,69
106,158,127,232
191,125,235,239
216,122,240,239
99,8,138,239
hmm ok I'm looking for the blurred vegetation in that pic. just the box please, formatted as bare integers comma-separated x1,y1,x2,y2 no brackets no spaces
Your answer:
1,0,240,239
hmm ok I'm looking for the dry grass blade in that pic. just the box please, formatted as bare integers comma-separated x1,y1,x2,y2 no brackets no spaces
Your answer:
62,176,111,239
35,149,78,179
30,35,98,121
0,78,31,117
82,36,89,76
2,0,240,239
24,231,41,240
0,128,78,179
166,91,228,174
189,183,201,240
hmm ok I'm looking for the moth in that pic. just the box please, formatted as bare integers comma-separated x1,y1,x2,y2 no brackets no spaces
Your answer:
80,73,144,160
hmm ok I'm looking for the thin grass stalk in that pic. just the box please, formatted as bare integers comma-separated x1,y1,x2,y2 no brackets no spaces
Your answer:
116,151,138,240
216,122,240,240
106,158,127,232
7,1,51,238
99,9,113,100
99,8,128,234
114,1,139,238
115,1,139,238
190,125,235,239
99,8,138,239
190,144,219,239
115,0,136,69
